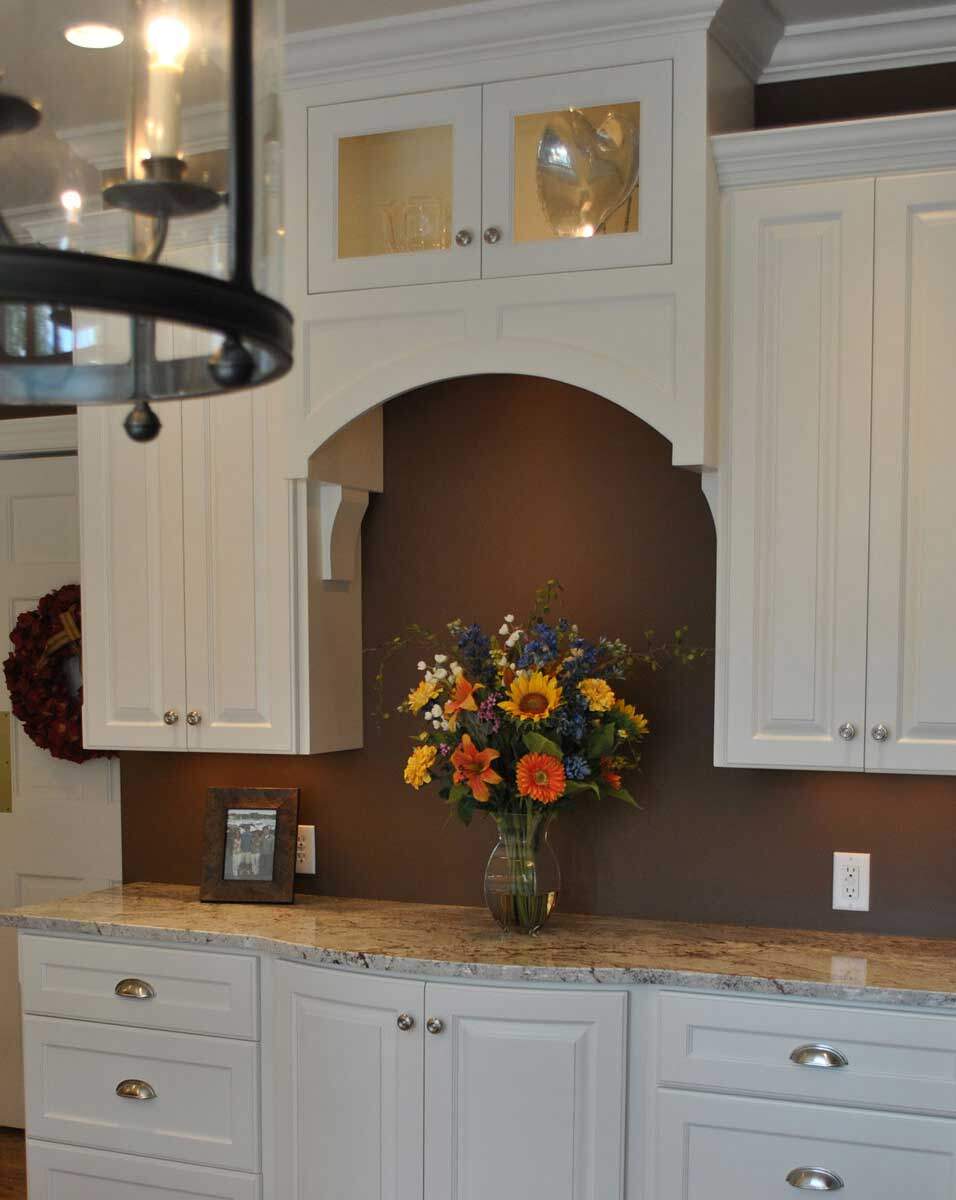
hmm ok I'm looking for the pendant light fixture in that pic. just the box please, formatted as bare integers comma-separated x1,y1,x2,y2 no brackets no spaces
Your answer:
0,0,290,441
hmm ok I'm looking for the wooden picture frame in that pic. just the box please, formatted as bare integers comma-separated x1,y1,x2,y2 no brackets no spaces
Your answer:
200,787,300,904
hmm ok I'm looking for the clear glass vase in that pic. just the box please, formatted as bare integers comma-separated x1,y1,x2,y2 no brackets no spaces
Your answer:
484,809,561,934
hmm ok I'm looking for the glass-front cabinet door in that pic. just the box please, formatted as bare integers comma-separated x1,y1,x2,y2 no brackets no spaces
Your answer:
481,61,673,278
308,87,483,293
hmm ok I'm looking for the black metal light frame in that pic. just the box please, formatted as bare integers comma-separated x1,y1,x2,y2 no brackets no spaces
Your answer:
0,0,293,429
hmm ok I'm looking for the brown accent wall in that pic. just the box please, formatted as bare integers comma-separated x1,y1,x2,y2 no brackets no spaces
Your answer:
120,375,956,937
756,62,956,128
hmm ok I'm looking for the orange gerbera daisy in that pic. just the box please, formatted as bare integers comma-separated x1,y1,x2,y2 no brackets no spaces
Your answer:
451,733,502,803
600,757,622,790
443,675,482,730
516,753,566,804
498,670,562,723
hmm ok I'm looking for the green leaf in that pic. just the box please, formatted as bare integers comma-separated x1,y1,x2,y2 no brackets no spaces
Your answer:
607,786,638,807
456,794,475,826
564,779,601,800
586,722,616,760
523,731,564,759
448,782,470,804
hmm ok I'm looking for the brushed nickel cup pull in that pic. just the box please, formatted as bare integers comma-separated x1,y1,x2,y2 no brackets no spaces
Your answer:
789,1043,849,1069
186,710,202,726
163,710,179,725
116,1079,157,1101
787,1167,844,1191
426,1016,444,1035
114,978,156,1001
396,1013,415,1032
838,722,856,741
455,229,473,247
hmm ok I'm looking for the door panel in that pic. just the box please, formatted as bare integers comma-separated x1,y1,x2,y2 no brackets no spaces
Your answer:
424,983,626,1200
866,171,956,773
717,179,875,769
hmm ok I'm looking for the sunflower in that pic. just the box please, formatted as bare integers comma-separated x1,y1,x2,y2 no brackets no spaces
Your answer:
451,734,502,803
406,678,441,714
614,699,649,738
443,675,482,730
578,677,616,712
403,744,438,789
516,753,566,804
498,670,563,723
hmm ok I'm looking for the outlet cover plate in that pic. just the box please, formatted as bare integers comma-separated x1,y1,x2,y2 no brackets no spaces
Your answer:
833,851,870,912
296,825,316,875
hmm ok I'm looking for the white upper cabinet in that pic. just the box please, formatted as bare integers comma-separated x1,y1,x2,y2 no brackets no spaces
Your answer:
866,171,956,773
481,61,672,279
717,179,875,771
305,62,672,295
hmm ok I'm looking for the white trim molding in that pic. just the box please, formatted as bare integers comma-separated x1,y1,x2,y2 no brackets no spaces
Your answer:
763,3,956,82
284,0,782,89
712,108,956,188
0,415,78,458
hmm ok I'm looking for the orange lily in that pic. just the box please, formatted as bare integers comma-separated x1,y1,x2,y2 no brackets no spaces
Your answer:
451,733,502,803
444,675,482,730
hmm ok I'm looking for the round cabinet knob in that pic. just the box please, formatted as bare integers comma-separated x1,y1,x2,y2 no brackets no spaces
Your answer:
786,1167,844,1191
789,1043,849,1069
455,229,473,247
483,226,502,245
425,1017,444,1035
116,1079,157,1102
838,722,856,742
396,1013,415,1032
163,710,179,726
186,710,202,726
871,723,890,743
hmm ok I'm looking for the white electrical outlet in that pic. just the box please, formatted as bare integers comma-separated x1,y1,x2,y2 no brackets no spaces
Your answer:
833,851,870,912
296,825,316,875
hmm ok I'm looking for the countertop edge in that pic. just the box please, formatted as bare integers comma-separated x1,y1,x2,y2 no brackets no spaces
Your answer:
6,910,956,1010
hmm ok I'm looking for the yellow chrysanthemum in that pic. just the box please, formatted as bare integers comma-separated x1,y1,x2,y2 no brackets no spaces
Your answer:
579,678,616,712
615,699,649,737
498,670,563,722
403,744,438,789
407,678,440,714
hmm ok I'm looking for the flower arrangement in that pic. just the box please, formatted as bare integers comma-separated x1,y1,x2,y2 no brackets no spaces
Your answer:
382,582,705,932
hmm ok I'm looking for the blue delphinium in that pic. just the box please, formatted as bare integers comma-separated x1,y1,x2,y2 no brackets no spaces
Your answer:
564,754,591,780
516,621,559,670
455,622,497,686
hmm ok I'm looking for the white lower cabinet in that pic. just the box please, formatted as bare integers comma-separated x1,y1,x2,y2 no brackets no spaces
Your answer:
27,1142,261,1200
271,963,627,1200
656,1090,956,1198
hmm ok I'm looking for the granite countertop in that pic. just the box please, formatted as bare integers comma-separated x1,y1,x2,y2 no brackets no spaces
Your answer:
3,882,956,1009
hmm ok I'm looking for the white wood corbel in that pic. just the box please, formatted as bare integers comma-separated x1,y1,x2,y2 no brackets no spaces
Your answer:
313,482,369,583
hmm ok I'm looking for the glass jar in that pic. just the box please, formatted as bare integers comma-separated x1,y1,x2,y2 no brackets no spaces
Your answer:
483,809,560,935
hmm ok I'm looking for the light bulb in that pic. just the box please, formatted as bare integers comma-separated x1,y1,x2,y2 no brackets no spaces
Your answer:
60,190,83,225
64,23,125,49
578,223,596,238
146,14,190,70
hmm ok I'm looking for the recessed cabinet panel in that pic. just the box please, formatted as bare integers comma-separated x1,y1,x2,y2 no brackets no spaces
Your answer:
717,179,874,769
309,88,482,293
482,62,672,278
866,171,956,774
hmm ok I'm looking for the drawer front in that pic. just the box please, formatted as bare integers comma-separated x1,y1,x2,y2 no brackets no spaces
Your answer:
23,1017,259,1171
27,1141,260,1200
660,991,956,1116
657,1091,956,1199
19,934,258,1039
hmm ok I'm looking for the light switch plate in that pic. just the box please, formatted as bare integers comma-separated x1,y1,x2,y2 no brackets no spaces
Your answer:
833,851,870,912
296,825,316,875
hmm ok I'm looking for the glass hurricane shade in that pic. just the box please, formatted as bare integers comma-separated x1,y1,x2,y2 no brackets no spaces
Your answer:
0,0,291,440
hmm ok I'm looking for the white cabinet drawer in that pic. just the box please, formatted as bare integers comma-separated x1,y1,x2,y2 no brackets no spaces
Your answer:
23,1017,259,1171
27,1141,260,1200
659,991,956,1116
657,1091,956,1198
20,934,258,1039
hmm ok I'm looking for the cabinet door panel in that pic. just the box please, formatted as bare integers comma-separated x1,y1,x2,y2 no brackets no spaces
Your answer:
866,171,956,774
482,62,672,279
79,406,187,750
272,962,424,1200
424,984,626,1200
308,87,482,293
181,387,294,752
717,179,874,769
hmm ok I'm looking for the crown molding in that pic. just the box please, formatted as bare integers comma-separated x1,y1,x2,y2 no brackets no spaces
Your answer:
712,107,956,187
762,3,956,82
284,0,731,90
58,103,228,173
710,0,783,82
0,415,78,458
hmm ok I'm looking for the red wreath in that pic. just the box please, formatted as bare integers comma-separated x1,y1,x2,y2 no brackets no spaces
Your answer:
3,584,110,764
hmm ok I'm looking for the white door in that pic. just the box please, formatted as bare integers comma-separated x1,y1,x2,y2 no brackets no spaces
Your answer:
716,179,875,770
866,170,956,774
308,87,483,293
424,983,627,1200
481,61,672,279
272,962,425,1200
181,386,295,752
0,441,122,1127
79,404,187,750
